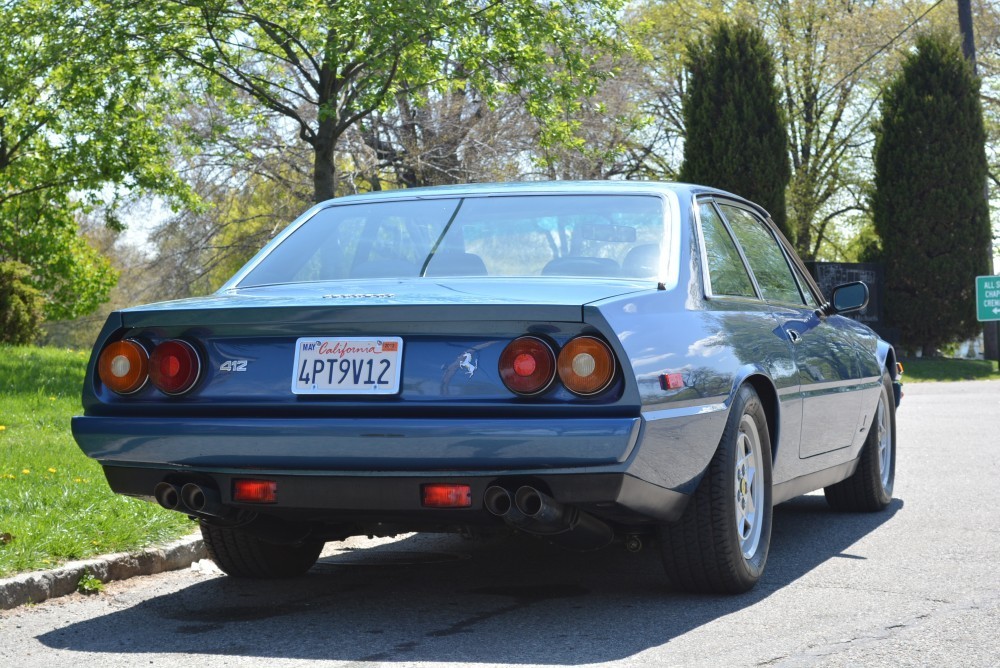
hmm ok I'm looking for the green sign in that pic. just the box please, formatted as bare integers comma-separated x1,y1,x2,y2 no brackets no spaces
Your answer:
977,276,1000,321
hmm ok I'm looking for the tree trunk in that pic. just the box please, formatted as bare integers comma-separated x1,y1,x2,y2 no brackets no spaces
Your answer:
312,110,340,202
313,140,337,202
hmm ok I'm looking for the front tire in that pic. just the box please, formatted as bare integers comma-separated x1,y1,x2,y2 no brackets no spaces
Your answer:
658,384,773,594
200,521,324,578
824,370,896,512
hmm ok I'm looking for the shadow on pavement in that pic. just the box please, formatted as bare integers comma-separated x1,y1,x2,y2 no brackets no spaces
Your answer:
38,495,902,663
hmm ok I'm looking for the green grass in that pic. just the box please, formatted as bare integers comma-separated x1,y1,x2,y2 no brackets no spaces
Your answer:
0,346,194,578
898,357,1000,383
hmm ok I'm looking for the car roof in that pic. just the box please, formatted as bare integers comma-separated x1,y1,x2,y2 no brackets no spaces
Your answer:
320,181,772,220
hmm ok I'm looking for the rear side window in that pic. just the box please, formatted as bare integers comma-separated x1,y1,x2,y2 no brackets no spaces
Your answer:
698,203,756,298
719,204,804,305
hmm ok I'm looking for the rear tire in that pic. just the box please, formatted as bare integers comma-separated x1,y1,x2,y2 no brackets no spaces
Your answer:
824,370,895,512
200,521,324,578
658,384,773,594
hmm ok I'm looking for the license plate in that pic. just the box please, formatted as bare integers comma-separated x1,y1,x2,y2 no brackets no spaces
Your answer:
292,337,403,395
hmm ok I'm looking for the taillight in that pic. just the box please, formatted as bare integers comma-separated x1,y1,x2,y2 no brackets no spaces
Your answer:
558,336,615,395
97,340,149,394
149,339,201,395
499,336,556,395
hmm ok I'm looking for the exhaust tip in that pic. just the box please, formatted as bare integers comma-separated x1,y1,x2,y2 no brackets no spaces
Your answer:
514,486,544,517
181,483,206,512
483,486,512,516
153,482,180,510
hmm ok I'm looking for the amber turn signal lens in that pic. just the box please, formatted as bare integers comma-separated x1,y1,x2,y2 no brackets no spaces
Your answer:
149,339,201,395
558,336,615,396
499,336,556,395
97,340,149,395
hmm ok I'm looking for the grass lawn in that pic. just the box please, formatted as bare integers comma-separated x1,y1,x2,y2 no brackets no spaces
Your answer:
0,346,194,578
898,357,1000,383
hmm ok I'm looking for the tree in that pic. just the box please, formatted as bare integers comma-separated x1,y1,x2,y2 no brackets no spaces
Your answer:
352,75,522,189
0,0,187,323
147,0,631,203
679,19,791,237
638,0,938,260
871,31,991,353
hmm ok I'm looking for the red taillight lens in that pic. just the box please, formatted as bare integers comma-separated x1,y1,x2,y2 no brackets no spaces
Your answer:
499,336,556,395
233,479,277,504
149,339,201,395
557,336,615,396
97,339,149,395
421,484,472,508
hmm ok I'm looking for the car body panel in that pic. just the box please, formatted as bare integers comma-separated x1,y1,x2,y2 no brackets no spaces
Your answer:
72,416,642,470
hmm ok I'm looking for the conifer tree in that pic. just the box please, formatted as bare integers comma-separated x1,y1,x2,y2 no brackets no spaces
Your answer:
871,32,991,354
680,20,791,240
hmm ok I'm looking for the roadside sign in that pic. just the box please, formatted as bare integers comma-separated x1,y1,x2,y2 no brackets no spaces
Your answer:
977,276,1000,321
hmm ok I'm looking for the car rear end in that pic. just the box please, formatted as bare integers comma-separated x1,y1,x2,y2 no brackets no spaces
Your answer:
73,282,689,546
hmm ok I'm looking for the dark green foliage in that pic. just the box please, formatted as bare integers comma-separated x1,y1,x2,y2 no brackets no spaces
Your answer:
0,262,44,345
871,32,991,353
680,20,791,240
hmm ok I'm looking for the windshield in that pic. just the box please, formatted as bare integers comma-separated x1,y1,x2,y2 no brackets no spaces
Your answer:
237,194,666,287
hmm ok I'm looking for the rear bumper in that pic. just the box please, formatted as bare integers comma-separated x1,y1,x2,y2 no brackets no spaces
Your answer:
73,414,690,525
72,415,641,470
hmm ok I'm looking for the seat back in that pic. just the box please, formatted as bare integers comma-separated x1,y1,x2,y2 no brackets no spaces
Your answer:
541,256,620,277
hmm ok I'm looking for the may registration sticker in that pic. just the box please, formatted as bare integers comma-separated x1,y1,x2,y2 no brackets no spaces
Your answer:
292,337,403,395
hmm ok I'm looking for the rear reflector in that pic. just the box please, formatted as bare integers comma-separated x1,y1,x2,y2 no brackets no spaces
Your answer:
233,479,277,503
421,484,472,508
659,373,684,390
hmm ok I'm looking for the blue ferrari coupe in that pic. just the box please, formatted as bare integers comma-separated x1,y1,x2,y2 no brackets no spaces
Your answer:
72,182,900,593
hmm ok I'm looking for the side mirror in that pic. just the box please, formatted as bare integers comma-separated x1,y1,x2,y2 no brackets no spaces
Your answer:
827,281,869,315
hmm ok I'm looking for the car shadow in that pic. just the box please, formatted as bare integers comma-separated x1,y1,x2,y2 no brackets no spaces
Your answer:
38,495,902,663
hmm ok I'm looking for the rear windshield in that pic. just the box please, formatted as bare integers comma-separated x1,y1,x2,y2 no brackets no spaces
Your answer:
237,194,666,287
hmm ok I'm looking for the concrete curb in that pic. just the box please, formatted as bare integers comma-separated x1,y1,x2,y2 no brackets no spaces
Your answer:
0,534,206,611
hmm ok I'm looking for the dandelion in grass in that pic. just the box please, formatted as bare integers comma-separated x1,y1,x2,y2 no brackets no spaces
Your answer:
48,468,57,474
0,425,6,431
21,469,30,475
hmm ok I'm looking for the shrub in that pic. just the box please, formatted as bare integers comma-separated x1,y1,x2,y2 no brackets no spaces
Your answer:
0,261,44,345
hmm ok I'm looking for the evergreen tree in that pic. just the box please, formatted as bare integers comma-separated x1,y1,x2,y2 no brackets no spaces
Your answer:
680,20,791,240
871,32,991,354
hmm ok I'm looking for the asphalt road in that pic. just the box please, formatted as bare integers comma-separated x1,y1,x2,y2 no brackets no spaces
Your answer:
2,380,998,667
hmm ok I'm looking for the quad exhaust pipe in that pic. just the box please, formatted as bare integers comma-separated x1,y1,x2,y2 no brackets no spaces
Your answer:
484,485,613,550
153,481,225,517
153,482,180,511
